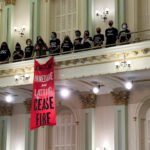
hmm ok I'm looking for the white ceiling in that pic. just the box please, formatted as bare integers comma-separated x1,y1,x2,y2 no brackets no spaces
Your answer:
1,69,150,103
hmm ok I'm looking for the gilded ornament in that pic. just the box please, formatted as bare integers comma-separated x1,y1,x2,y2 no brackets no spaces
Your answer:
5,0,15,5
0,102,13,116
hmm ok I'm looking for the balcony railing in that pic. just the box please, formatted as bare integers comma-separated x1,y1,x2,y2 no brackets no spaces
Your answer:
1,29,150,64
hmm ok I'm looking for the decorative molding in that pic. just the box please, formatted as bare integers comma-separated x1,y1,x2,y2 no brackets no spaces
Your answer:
80,94,97,109
24,99,31,114
111,90,130,105
5,0,16,5
0,102,13,116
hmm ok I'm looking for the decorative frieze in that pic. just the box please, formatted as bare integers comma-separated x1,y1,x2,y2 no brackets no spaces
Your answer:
24,99,32,114
0,102,13,116
111,90,130,105
80,94,97,109
5,0,16,5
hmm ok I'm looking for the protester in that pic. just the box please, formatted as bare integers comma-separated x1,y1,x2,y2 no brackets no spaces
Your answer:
93,27,104,47
13,43,24,60
118,22,131,43
61,35,73,53
49,32,61,55
24,39,34,58
35,36,47,57
74,30,83,51
105,20,118,47
81,30,93,49
0,42,11,62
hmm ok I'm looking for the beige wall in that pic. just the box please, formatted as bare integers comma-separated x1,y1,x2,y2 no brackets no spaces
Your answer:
13,0,30,50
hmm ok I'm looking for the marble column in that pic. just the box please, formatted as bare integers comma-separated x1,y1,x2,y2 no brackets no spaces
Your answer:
30,0,40,44
80,94,96,150
3,0,15,51
115,0,126,29
0,2,3,43
0,102,13,150
111,90,130,150
24,99,37,150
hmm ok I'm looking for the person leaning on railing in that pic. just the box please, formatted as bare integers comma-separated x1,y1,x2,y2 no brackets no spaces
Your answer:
118,22,131,44
34,36,47,57
49,32,61,55
0,42,11,63
74,30,83,51
61,35,73,54
81,30,93,49
93,27,104,48
13,42,24,61
24,39,34,59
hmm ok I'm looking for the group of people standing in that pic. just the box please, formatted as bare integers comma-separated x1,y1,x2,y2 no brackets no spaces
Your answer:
0,20,131,63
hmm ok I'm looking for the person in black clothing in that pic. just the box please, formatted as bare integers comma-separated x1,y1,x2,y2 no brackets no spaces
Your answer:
118,22,131,43
74,30,83,51
81,30,92,49
61,36,73,54
0,42,11,62
105,20,118,47
24,39,34,59
13,43,24,61
49,32,60,55
93,27,104,47
35,36,47,57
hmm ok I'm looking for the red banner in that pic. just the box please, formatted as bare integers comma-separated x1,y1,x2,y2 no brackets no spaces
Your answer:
30,57,56,130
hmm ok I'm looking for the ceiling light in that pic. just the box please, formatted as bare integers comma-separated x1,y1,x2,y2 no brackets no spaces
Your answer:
14,75,19,81
5,95,13,103
93,87,100,94
60,88,70,98
125,81,133,90
24,74,30,80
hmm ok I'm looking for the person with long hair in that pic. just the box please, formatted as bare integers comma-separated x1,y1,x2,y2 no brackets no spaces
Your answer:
24,39,34,58
61,35,73,53
35,36,48,57
0,42,11,62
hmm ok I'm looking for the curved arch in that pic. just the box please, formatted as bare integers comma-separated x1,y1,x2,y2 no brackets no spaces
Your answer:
135,95,150,150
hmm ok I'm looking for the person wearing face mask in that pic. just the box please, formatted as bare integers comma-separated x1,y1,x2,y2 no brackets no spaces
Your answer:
93,27,104,47
118,23,131,43
105,20,118,47
49,32,60,55
61,35,73,54
74,30,83,51
81,30,93,49
35,36,48,57
24,39,34,59
13,43,24,61
0,42,11,62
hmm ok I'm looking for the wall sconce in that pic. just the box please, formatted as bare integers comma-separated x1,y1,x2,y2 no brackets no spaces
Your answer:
14,25,26,37
115,54,131,70
14,74,30,81
96,8,110,22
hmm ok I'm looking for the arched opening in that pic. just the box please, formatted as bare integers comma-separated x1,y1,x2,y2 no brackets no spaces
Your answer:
137,98,150,150
48,106,77,150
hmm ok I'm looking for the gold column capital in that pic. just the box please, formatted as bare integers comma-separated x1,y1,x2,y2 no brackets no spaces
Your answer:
111,90,130,105
24,99,31,114
5,0,16,5
80,94,97,109
0,102,13,116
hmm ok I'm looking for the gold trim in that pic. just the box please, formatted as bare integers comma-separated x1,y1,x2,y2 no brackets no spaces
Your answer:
0,103,13,116
78,80,94,87
5,0,16,5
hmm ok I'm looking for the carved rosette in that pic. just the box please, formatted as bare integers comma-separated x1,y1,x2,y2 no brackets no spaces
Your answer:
5,0,16,5
0,103,13,116
24,99,32,114
111,90,130,105
80,94,97,109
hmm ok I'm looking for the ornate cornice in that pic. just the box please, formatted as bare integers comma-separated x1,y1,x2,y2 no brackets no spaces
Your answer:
111,90,130,105
24,99,31,114
80,94,97,109
5,0,15,5
0,102,13,116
